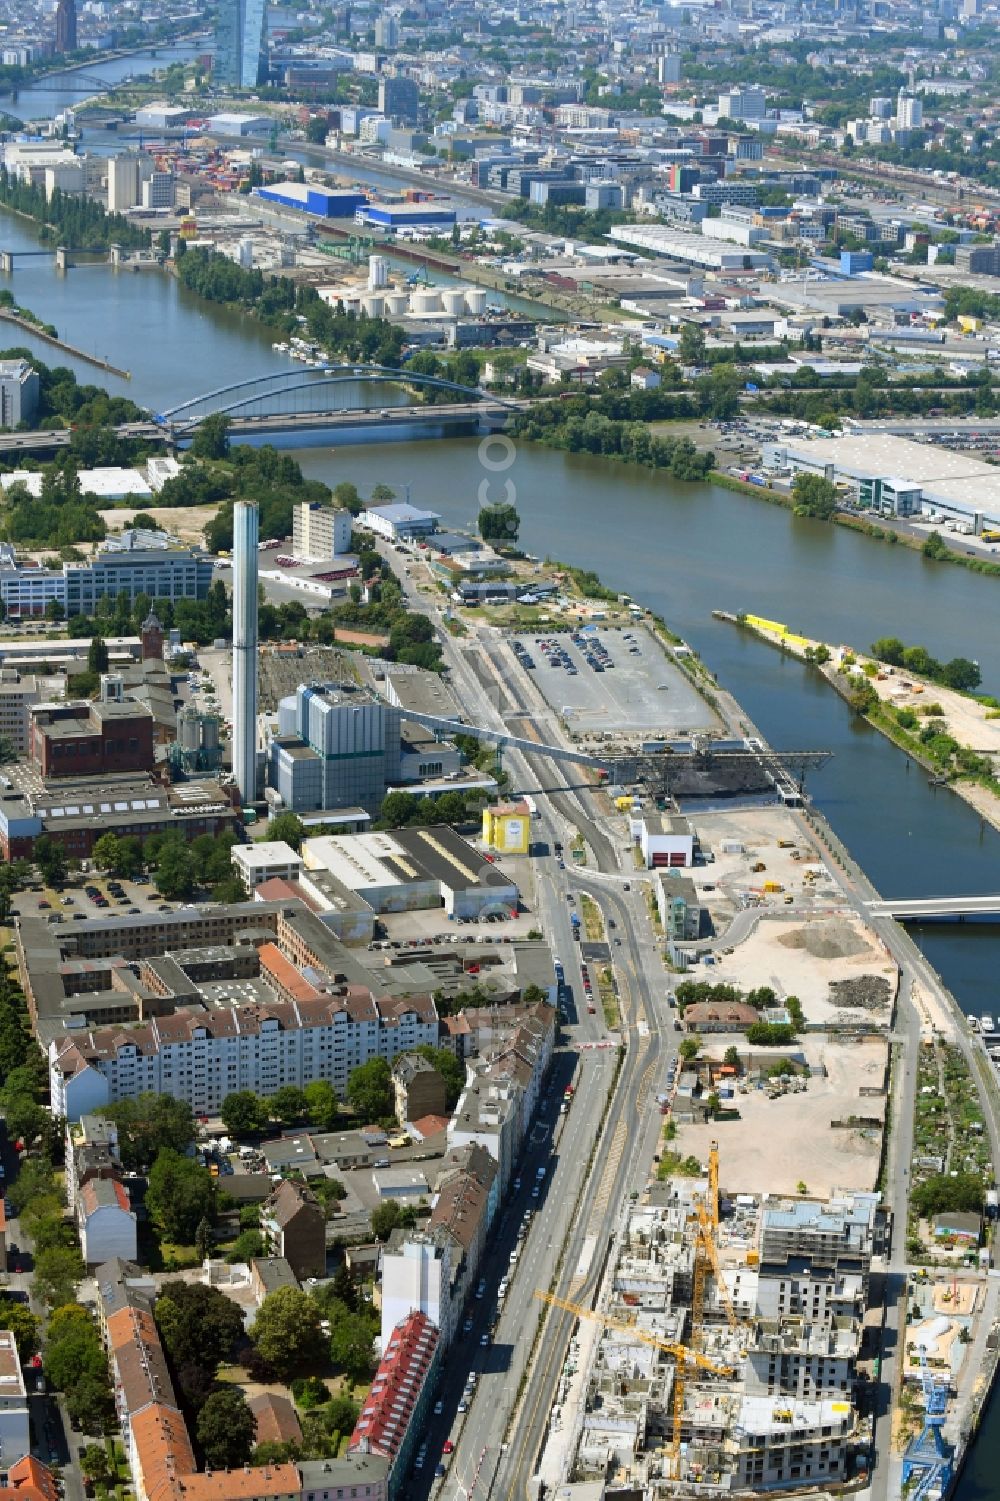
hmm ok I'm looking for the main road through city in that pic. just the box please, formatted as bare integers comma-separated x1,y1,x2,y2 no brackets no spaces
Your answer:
377,547,676,1500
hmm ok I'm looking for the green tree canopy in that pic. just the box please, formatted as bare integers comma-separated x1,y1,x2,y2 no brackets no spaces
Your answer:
221,1090,270,1137
263,811,306,851
252,1287,327,1380
146,1149,216,1243
196,1387,257,1469
346,1057,392,1121
100,1093,194,1170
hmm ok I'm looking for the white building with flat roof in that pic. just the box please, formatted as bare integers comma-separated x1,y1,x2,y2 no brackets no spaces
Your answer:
0,1329,29,1463
232,840,304,890
360,502,440,541
767,433,1000,526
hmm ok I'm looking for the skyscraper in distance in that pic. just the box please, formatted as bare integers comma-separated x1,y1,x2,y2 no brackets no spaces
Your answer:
55,0,77,54
215,0,268,89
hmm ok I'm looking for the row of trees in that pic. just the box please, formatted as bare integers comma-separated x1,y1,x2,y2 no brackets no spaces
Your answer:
870,636,982,692
0,174,151,252
512,406,715,479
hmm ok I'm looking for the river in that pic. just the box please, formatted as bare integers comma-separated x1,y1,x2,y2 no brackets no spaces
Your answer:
1,131,1000,1485
0,41,206,122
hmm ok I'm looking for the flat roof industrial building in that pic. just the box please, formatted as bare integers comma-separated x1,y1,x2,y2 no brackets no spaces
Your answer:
767,432,1000,527
608,224,773,272
301,826,519,918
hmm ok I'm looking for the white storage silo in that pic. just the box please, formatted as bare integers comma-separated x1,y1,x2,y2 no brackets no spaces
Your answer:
368,254,390,289
410,288,442,315
384,291,408,316
464,288,488,315
361,293,385,318
441,288,467,316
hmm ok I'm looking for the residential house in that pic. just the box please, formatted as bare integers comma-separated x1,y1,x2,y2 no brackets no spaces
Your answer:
260,1181,326,1281
391,1053,447,1126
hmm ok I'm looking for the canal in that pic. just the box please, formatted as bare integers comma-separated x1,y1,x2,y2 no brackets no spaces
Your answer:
1,168,1000,1484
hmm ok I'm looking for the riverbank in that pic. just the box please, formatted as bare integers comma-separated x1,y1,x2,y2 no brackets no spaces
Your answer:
0,306,130,376
720,609,1000,837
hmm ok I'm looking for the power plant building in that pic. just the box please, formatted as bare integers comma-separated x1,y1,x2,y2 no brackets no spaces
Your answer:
270,684,402,813
232,501,259,806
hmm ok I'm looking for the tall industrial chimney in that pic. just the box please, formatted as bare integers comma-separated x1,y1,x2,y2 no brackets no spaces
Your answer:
232,500,259,806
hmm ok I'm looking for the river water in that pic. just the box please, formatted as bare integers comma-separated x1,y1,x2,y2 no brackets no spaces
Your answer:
0,74,999,1484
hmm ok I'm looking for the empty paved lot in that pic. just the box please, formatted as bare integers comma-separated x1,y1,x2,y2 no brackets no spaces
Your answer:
510,626,717,735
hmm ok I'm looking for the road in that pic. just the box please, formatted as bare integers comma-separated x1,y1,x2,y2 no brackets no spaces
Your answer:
373,549,676,1499
0,401,523,456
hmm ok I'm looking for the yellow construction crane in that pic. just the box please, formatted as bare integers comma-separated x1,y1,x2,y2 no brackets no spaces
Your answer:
533,1289,732,1375
534,1289,734,1478
708,1137,720,1231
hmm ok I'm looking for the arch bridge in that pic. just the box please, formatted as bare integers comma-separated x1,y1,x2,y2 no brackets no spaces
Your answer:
154,364,525,437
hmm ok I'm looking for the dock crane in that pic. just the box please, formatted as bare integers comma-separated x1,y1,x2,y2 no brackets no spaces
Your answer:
534,1289,734,1477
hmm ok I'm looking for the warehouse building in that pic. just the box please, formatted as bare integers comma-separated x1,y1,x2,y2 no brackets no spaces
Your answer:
301,826,519,918
765,433,1000,527
609,223,773,272
357,201,458,230
253,181,370,218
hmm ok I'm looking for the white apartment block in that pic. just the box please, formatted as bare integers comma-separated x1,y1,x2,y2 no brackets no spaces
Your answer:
0,672,41,752
49,989,439,1120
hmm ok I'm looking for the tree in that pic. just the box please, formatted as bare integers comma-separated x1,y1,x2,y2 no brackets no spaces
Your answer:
44,1317,107,1390
269,1085,308,1125
87,636,109,674
146,1149,216,1243
252,1287,327,1379
723,1045,740,1068
156,1281,244,1376
347,1058,392,1121
221,1091,269,1137
197,1387,257,1469
80,1444,112,1484
791,472,839,520
478,502,520,545
264,812,305,852
195,1216,214,1262
941,656,981,691
65,1373,115,1434
154,836,197,900
100,1093,194,1170
304,1079,339,1131
34,835,67,887
370,483,396,501
678,1037,700,1061
333,481,362,514
380,790,419,827
0,1296,37,1357
190,413,231,461
370,1199,417,1242
43,599,64,622
34,1244,84,1306
871,636,906,666
911,1172,985,1218
678,322,706,365
327,1305,377,1381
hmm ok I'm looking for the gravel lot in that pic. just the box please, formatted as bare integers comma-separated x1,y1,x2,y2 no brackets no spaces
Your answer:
682,1036,888,1197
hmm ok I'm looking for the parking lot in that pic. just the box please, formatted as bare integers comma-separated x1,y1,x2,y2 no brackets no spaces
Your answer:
509,626,718,735
11,870,184,930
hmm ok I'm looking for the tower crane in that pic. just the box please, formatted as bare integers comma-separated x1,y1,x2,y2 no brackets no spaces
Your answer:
534,1289,734,1477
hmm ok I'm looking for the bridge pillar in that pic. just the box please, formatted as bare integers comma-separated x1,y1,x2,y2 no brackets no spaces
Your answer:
54,246,68,273
0,252,11,275
109,243,124,269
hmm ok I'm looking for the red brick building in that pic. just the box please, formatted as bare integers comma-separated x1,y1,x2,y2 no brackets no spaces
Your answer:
31,699,155,779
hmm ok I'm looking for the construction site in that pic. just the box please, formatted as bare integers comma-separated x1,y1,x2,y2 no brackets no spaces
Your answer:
534,1148,882,1496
